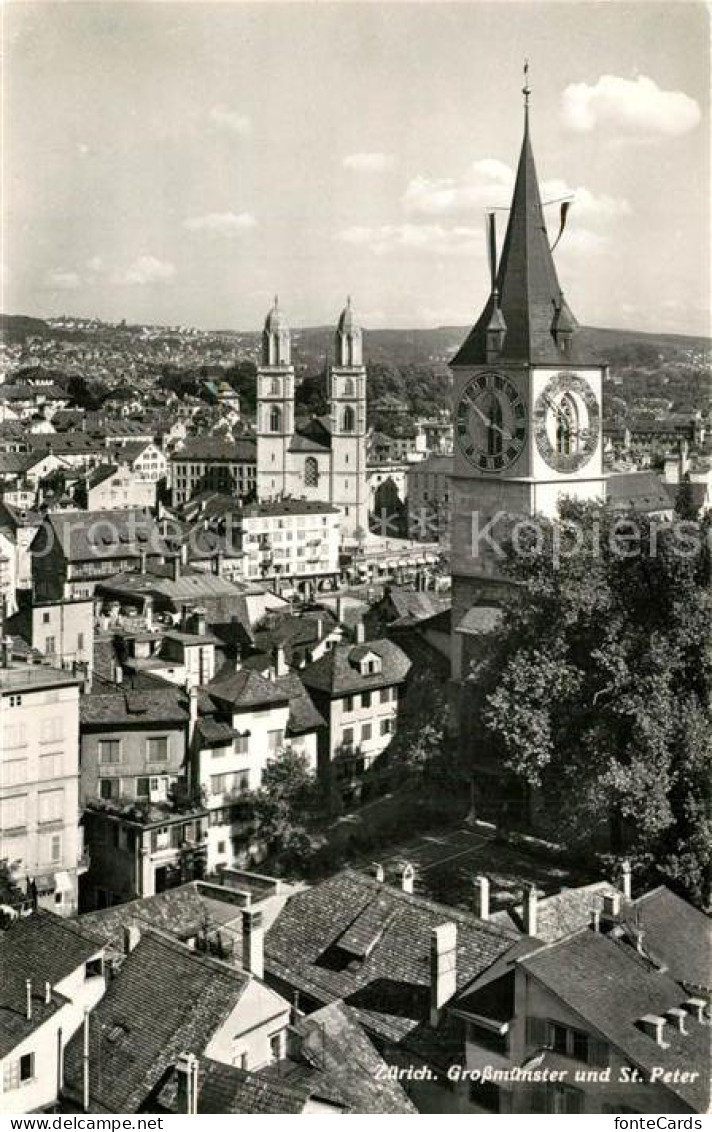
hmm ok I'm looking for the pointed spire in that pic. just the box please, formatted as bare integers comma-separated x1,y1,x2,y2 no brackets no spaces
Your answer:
452,87,584,367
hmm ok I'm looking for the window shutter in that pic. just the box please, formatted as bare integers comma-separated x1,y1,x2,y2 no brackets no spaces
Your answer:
525,1016,550,1048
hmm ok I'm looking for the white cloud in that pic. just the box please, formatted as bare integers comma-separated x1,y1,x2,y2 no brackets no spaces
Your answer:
208,105,251,136
404,160,630,226
403,158,513,216
539,179,631,221
183,211,257,235
338,223,482,258
342,152,395,172
44,268,81,290
561,74,700,137
115,256,176,286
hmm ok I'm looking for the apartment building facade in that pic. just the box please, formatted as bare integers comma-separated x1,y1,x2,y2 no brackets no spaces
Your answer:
0,655,85,916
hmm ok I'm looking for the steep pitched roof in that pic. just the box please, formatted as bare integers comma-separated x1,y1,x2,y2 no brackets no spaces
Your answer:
452,110,588,367
631,886,712,990
80,686,188,726
0,911,105,1057
275,671,326,735
519,929,710,1112
606,471,673,513
300,638,411,697
32,508,168,562
157,1056,313,1114
208,664,289,711
62,930,250,1113
257,1001,417,1113
265,869,519,1048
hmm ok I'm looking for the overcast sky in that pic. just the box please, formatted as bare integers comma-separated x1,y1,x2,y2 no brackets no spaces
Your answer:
4,1,709,335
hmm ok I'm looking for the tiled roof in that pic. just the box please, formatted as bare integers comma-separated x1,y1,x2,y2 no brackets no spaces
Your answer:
157,1056,311,1113
63,930,250,1113
386,587,451,626
606,471,673,512
240,499,338,518
300,639,411,697
170,438,256,464
208,664,289,711
632,886,712,990
275,671,326,735
80,687,188,726
257,1001,417,1113
197,717,246,746
0,911,105,1057
265,869,519,1047
519,929,710,1112
455,605,504,636
78,881,248,957
491,881,622,943
252,610,338,657
87,463,120,488
32,508,168,562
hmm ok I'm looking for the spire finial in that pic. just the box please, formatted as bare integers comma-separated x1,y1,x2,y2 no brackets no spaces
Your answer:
522,58,531,110
347,294,351,308
274,294,279,309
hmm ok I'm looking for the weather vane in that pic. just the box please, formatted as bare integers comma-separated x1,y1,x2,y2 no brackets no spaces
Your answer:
522,59,531,107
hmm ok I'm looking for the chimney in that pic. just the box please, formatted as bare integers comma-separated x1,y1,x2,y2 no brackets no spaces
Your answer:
522,884,538,937
473,875,490,921
620,859,632,901
176,1053,199,1115
1,635,13,668
139,549,147,575
45,981,51,1005
665,1007,688,1034
684,998,708,1023
83,1009,90,1112
373,862,385,882
241,908,264,979
602,891,621,919
430,922,457,1027
171,555,181,582
180,541,189,567
144,595,153,630
115,663,123,686
275,645,288,678
123,923,140,955
336,595,345,625
26,979,32,1020
355,620,366,644
638,1014,669,1048
213,551,223,576
591,909,601,933
399,862,414,894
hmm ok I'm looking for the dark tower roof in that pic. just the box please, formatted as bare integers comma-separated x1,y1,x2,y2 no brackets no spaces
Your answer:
452,108,586,367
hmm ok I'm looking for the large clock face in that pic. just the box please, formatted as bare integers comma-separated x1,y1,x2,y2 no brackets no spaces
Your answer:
534,372,601,473
456,372,527,473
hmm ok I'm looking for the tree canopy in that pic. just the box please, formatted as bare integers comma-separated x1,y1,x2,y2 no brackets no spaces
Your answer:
469,499,712,906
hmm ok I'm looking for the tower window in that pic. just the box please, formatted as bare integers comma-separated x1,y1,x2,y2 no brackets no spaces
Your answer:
556,393,579,456
269,406,282,433
344,377,355,397
304,457,319,487
270,377,280,394
342,406,355,433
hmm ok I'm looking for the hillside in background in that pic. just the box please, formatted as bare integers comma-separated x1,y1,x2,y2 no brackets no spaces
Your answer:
3,313,709,429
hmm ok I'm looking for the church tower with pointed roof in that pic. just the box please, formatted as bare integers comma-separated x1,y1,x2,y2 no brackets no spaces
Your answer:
450,84,606,682
330,298,368,541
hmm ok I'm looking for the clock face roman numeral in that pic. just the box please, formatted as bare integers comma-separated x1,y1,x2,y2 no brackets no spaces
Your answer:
457,372,527,473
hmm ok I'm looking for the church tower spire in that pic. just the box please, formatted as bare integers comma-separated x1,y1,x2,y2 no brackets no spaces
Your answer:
453,75,582,367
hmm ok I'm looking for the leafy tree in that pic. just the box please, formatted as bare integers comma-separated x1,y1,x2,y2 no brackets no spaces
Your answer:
674,476,698,521
247,748,325,868
470,500,712,905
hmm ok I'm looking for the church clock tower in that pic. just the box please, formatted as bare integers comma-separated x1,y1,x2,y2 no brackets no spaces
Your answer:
257,297,294,501
450,89,606,679
330,298,368,542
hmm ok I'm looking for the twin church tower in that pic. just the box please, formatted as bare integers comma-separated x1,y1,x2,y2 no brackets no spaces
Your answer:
256,298,368,541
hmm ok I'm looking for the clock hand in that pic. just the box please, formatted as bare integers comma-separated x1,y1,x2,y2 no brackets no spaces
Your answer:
472,403,514,441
